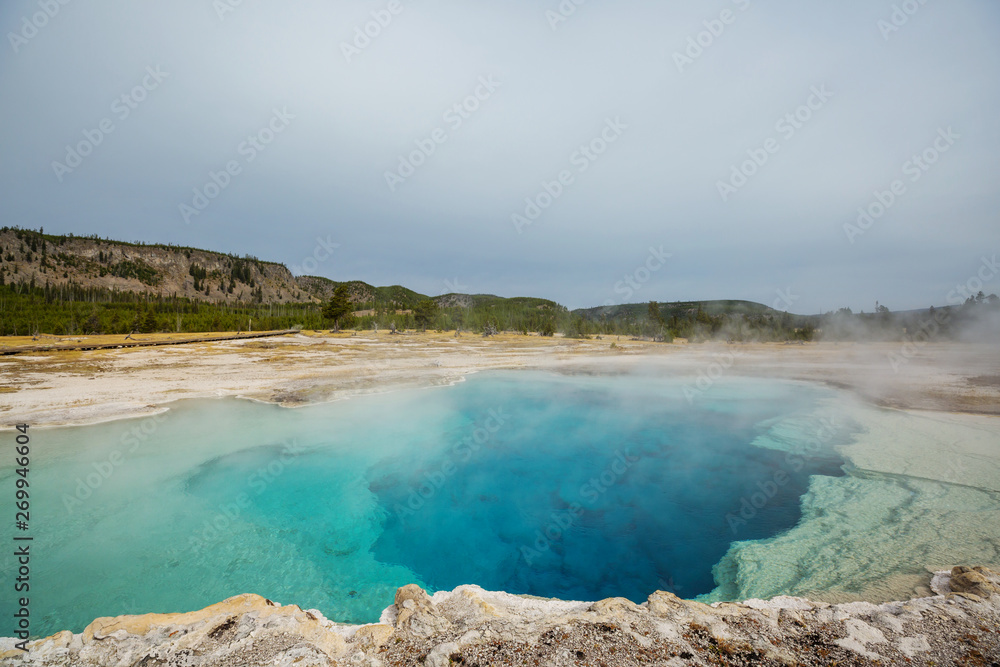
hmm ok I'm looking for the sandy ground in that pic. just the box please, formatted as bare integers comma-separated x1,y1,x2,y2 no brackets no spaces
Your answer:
1,331,998,428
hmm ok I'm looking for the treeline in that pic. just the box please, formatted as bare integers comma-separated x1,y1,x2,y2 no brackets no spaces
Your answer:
0,280,566,336
414,296,566,335
3,224,997,343
576,301,816,342
817,296,1000,342
0,281,324,336
578,297,1000,343
338,297,810,340
323,288,567,335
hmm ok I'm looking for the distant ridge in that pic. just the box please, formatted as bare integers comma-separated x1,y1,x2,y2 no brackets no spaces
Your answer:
1,227,995,341
0,227,789,313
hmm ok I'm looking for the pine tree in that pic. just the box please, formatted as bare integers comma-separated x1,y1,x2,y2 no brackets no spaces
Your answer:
141,309,158,333
414,299,438,330
322,285,353,330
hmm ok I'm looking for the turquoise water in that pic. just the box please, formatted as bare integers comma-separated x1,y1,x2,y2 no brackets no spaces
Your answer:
0,372,856,638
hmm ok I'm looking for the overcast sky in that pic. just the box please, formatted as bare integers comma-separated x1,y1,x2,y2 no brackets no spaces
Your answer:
1,0,998,313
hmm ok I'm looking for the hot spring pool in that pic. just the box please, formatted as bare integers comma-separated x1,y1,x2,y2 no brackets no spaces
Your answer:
4,370,1000,638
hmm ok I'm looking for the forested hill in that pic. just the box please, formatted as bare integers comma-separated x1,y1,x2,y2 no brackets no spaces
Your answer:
1,227,996,341
0,227,433,309
573,300,815,342
0,227,567,335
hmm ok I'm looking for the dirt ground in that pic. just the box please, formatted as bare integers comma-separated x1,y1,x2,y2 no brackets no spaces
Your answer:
1,331,998,427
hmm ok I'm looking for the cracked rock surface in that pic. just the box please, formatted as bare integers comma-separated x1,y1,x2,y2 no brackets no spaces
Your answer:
3,566,999,666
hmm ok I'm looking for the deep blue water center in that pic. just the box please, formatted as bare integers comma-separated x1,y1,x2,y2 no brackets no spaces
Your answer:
368,373,846,603
1,372,851,638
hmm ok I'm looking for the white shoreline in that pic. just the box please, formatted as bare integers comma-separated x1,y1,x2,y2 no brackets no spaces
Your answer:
3,338,999,431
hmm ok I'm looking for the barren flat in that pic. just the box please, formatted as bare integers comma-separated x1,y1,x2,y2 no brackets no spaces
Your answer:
1,333,998,428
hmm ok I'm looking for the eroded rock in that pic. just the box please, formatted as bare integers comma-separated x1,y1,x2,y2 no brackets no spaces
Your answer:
2,566,999,666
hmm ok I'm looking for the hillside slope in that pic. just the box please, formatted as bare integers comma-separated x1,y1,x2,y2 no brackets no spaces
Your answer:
4,227,992,341
574,299,805,323
296,276,430,308
0,228,309,304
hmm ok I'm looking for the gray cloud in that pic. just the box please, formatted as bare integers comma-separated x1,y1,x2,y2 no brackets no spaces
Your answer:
2,0,998,312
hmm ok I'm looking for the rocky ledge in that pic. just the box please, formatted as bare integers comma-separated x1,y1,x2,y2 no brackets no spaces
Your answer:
3,566,999,666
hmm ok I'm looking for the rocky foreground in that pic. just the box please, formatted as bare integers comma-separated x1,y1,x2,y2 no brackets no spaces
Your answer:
3,566,999,666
